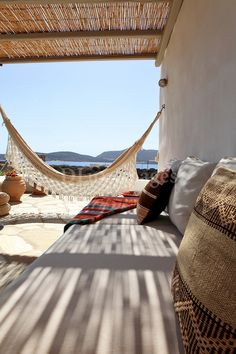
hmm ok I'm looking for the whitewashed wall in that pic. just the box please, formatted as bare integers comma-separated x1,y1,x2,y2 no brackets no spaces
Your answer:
159,0,236,168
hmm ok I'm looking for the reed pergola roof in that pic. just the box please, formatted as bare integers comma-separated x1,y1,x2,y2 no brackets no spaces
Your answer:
0,0,183,66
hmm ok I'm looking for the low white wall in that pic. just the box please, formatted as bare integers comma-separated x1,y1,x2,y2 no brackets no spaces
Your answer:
159,0,236,168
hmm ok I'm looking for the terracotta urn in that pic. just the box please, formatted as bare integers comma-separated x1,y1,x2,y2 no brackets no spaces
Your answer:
2,175,26,202
0,192,11,216
0,203,11,216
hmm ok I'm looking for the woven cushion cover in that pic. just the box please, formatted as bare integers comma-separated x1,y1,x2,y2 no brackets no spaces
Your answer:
137,169,174,224
172,167,236,354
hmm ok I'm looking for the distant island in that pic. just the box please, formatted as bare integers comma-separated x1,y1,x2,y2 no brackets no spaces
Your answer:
0,149,158,164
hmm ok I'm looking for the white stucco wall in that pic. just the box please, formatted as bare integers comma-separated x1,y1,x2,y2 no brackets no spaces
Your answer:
159,0,236,169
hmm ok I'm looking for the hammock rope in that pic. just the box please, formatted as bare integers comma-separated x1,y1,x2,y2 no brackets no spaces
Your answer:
0,105,164,199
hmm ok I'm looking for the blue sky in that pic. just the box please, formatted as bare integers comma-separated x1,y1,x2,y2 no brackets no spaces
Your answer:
0,60,160,156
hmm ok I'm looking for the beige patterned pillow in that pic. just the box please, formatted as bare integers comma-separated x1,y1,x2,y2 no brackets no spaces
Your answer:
172,167,236,354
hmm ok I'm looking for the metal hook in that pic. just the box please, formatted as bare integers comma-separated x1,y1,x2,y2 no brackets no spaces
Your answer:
161,104,165,111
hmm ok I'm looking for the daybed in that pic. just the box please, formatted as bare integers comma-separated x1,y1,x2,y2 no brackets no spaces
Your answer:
0,210,183,354
0,157,235,354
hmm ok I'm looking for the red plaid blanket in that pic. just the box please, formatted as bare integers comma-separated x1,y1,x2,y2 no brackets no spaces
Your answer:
64,193,139,232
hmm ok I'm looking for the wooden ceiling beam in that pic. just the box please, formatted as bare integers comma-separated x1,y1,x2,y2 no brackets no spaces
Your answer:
0,0,171,5
155,0,183,66
0,30,162,43
0,53,157,64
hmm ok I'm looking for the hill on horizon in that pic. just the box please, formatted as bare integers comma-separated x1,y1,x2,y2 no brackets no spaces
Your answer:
0,149,158,163
45,149,158,163
44,151,99,162
96,149,158,162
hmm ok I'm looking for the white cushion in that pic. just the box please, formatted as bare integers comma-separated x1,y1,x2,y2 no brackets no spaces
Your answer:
168,157,216,234
212,156,236,175
167,159,182,174
0,212,183,354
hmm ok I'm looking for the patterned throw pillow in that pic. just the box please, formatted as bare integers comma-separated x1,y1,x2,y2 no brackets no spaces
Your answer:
172,167,236,354
137,169,174,224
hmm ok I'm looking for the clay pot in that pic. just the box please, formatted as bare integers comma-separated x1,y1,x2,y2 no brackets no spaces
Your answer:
2,176,26,202
0,203,11,216
0,192,10,206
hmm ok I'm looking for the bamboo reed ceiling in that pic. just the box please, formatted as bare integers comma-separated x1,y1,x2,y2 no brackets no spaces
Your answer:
0,1,183,65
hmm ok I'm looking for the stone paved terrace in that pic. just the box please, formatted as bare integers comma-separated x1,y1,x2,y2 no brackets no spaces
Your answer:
0,194,88,257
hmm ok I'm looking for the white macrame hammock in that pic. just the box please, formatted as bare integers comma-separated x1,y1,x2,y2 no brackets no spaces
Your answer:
0,106,164,200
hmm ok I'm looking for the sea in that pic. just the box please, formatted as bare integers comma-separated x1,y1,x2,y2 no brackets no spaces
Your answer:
47,161,158,170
